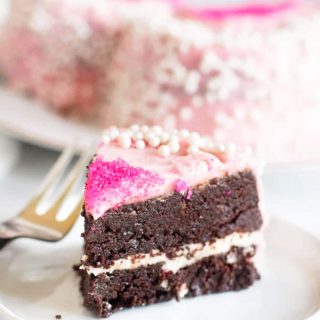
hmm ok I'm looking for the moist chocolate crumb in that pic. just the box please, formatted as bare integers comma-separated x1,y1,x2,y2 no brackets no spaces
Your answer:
55,315,62,319
83,170,262,266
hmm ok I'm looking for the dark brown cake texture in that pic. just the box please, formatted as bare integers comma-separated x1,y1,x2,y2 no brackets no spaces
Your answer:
79,170,262,318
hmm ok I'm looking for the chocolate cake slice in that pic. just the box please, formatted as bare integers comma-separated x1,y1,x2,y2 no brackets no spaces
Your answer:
79,125,264,318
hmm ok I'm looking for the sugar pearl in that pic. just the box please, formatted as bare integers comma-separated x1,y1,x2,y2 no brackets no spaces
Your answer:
180,107,193,121
102,135,111,145
189,132,201,145
157,145,171,158
152,126,163,135
135,140,145,150
168,141,180,153
109,128,119,139
198,138,207,149
160,132,170,143
185,70,201,95
215,144,226,153
149,136,161,148
132,132,144,141
187,146,199,155
141,125,150,133
145,132,155,141
130,124,140,132
179,129,190,139
226,143,236,156
204,142,215,151
169,134,180,143
192,95,203,109
118,133,131,149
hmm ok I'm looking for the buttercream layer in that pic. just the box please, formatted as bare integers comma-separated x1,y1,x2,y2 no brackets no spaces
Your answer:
81,230,261,275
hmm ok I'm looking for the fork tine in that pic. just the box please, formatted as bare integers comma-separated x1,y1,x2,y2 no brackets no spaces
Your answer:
37,144,76,197
19,144,76,215
56,198,84,234
35,196,84,235
42,148,92,219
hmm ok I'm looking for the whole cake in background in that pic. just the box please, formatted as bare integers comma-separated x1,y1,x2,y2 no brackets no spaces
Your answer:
79,124,264,317
1,0,320,162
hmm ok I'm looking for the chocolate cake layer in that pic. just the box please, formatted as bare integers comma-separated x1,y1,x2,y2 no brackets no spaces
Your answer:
79,247,259,318
83,170,262,267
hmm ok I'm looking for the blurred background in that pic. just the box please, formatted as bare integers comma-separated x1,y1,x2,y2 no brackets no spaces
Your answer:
0,0,319,236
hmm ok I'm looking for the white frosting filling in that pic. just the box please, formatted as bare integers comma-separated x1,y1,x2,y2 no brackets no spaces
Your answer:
81,231,261,276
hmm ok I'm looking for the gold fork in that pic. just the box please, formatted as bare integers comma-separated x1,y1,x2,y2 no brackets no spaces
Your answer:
0,145,92,250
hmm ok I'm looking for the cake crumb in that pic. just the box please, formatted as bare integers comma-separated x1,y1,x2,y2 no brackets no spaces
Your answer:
55,315,62,319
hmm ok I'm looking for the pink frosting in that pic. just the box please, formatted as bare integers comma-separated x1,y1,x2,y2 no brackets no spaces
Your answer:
85,133,258,219
169,0,298,19
85,157,164,217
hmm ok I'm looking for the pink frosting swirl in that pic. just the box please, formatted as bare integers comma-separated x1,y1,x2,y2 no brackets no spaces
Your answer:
167,0,298,19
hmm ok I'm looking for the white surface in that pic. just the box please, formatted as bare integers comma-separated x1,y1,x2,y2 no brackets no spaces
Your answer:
0,88,100,152
0,135,20,177
0,217,319,320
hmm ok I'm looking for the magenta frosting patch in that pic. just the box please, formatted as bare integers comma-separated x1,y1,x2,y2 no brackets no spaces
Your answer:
168,0,297,19
85,157,165,217
175,179,192,200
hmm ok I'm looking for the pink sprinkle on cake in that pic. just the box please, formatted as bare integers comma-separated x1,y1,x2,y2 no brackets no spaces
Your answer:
85,157,164,217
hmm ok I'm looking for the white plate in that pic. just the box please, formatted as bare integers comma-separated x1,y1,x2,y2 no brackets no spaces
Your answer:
0,217,319,320
0,87,100,152
0,135,20,178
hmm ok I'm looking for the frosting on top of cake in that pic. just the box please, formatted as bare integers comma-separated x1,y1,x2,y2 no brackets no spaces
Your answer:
85,125,260,219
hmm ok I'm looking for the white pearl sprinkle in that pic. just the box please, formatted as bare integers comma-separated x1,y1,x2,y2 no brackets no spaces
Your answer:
152,126,163,135
214,144,226,153
200,52,220,74
226,142,236,156
189,132,201,145
102,135,111,145
160,132,170,143
118,133,131,149
141,125,150,134
192,95,203,109
149,136,161,148
185,70,201,95
168,141,180,153
132,132,144,141
179,129,190,139
157,145,171,158
180,107,193,121
145,132,156,142
130,124,140,132
205,142,215,151
198,138,207,149
135,140,145,150
169,134,180,143
187,146,199,155
109,128,119,139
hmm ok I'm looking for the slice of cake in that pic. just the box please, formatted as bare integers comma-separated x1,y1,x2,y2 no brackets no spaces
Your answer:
79,125,264,318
